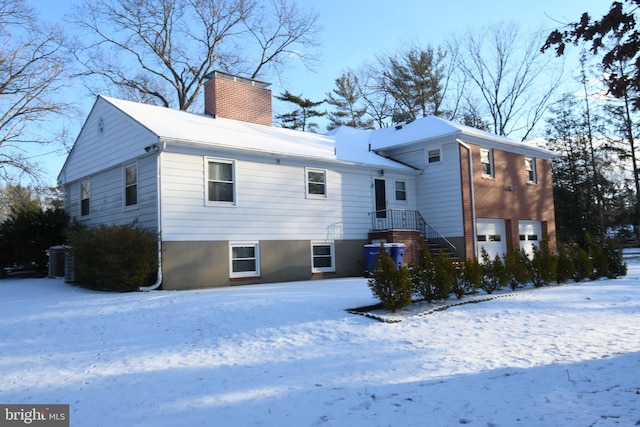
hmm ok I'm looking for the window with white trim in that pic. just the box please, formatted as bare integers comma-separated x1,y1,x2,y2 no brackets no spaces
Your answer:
207,159,235,204
427,148,441,164
395,180,407,201
80,179,90,217
525,157,536,183
306,168,327,198
230,242,260,278
124,163,138,207
311,241,335,273
481,148,493,177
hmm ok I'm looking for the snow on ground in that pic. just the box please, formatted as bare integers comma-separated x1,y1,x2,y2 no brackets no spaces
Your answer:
1,252,640,426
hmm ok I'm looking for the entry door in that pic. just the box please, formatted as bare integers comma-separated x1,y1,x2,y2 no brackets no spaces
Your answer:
374,179,386,218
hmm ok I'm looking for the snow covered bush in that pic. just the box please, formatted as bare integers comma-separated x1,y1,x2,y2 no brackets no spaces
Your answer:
368,244,412,312
67,222,158,291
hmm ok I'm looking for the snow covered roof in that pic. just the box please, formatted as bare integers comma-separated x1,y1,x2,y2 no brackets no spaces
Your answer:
366,115,557,159
102,96,413,170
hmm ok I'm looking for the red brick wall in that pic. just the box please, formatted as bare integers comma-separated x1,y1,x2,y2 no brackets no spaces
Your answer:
464,143,557,253
204,74,272,126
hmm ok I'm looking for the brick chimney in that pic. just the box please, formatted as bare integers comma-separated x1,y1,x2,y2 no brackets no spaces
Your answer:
204,71,272,126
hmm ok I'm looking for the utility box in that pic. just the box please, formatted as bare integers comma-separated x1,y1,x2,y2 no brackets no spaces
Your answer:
364,243,406,276
48,246,68,278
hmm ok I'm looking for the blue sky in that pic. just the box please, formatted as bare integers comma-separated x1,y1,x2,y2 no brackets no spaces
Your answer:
28,0,610,185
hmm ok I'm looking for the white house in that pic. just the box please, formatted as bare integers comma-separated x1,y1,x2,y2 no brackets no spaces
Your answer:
58,71,557,290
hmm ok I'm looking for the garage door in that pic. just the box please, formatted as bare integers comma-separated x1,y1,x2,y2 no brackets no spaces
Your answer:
476,218,506,260
519,220,541,258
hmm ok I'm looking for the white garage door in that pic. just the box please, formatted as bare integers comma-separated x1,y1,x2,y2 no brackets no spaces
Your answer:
476,218,506,260
519,220,541,258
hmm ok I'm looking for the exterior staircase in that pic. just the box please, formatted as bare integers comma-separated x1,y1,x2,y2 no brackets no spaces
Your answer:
368,209,457,264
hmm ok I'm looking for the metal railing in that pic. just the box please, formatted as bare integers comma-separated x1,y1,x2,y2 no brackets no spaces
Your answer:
369,209,457,255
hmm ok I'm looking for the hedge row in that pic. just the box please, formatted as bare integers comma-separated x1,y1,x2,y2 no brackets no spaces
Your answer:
368,236,627,312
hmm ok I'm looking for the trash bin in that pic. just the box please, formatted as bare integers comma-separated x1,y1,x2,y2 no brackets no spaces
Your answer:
364,243,406,275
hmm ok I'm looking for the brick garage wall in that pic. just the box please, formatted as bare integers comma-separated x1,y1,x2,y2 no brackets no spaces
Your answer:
204,74,272,126
469,143,557,252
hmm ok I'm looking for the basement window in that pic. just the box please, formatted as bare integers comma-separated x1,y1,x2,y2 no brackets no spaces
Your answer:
311,241,335,273
230,242,260,278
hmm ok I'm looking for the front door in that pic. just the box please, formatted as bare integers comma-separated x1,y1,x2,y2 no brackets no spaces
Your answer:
374,179,386,218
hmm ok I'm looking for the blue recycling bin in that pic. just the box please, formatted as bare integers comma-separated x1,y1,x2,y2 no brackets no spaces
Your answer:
364,243,406,275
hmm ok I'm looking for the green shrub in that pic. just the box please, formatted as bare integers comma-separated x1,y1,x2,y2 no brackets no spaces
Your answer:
505,246,530,290
603,238,627,278
586,234,609,279
432,250,455,300
409,240,437,302
568,241,591,282
67,222,158,291
452,257,482,299
528,236,557,287
555,243,575,284
368,244,413,312
480,249,506,294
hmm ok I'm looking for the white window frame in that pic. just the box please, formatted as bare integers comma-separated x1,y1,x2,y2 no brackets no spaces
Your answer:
394,179,407,201
525,157,537,183
427,148,441,164
80,179,90,217
306,167,327,198
205,157,236,206
124,162,138,209
229,242,260,278
311,241,335,273
481,148,494,177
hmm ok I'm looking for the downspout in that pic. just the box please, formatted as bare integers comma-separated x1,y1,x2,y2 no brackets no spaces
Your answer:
456,139,477,259
139,142,164,291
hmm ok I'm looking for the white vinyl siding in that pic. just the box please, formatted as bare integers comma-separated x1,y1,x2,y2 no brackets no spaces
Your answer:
391,143,463,238
161,152,417,242
311,241,335,273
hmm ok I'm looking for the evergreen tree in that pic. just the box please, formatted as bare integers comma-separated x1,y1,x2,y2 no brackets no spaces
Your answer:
275,91,325,132
382,45,447,123
325,71,373,130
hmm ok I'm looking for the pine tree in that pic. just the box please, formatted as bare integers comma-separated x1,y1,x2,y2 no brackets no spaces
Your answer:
275,91,325,132
325,71,373,130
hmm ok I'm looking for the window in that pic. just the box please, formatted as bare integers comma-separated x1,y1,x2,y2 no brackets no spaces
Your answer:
395,180,407,201
428,148,441,164
525,157,536,183
207,159,234,203
311,241,335,273
80,179,90,216
481,148,493,177
306,168,327,197
230,242,260,278
124,163,138,207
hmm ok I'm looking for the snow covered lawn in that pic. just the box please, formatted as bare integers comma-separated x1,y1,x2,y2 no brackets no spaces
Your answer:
1,252,640,426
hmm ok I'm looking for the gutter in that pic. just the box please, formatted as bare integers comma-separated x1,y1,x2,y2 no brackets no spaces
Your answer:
139,141,164,291
456,139,477,259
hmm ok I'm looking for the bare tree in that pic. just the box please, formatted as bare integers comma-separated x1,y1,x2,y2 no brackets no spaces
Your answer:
450,22,563,140
70,0,321,111
0,0,69,183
